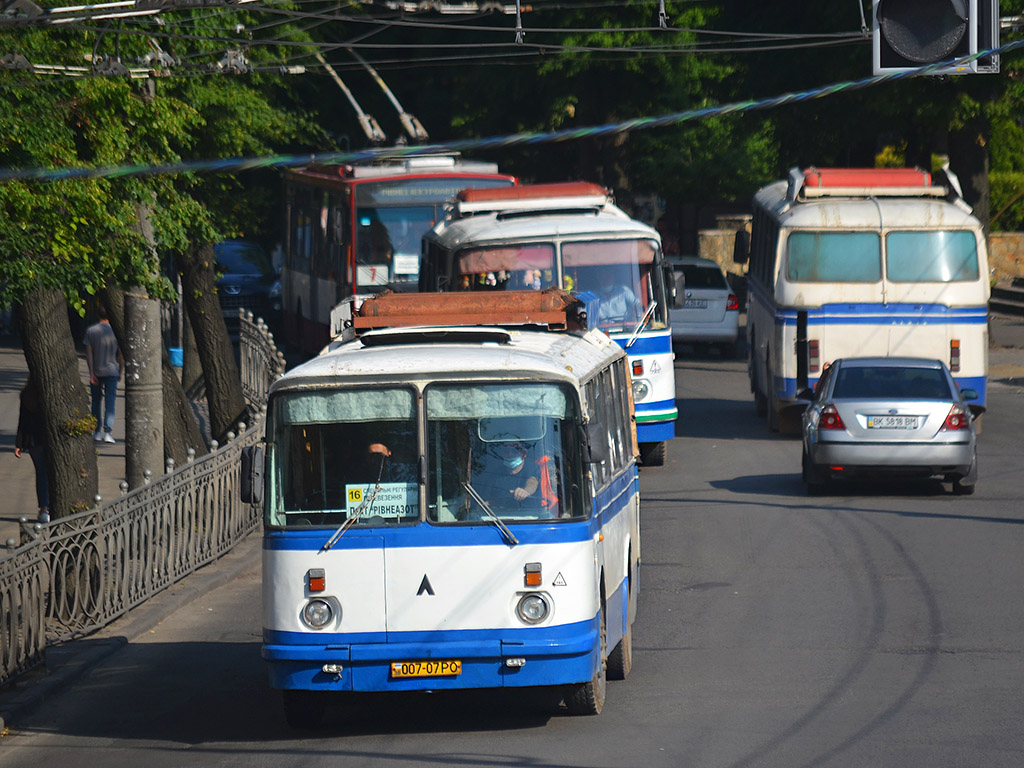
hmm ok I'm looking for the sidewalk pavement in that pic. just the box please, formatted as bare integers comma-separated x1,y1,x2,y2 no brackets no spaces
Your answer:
0,335,129,547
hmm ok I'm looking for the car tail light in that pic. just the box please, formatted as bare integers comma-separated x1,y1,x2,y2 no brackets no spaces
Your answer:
726,294,739,311
941,404,970,431
949,340,960,373
819,404,846,430
808,339,820,374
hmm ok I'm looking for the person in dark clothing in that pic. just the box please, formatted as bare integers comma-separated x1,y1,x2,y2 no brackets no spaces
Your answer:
14,375,50,522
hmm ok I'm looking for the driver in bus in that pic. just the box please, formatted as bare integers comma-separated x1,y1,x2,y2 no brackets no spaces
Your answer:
597,268,644,326
473,442,559,518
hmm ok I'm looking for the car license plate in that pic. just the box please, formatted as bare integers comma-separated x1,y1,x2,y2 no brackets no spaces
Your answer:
390,660,462,678
867,415,917,429
682,299,708,309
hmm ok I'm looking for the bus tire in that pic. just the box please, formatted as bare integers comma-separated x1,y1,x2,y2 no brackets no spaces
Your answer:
565,609,607,716
607,616,632,681
639,441,666,466
283,690,327,729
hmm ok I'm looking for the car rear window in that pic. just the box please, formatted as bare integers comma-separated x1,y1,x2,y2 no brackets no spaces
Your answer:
677,265,728,289
832,367,951,400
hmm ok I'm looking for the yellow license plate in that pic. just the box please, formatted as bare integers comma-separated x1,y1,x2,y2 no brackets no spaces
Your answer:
390,660,462,679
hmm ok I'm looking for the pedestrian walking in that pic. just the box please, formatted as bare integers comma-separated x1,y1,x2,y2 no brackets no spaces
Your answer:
84,304,123,444
14,374,50,522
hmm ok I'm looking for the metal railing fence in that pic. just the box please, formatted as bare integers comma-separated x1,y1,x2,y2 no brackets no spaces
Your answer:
0,309,283,687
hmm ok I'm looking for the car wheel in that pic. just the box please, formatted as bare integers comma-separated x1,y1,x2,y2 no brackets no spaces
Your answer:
953,479,975,496
802,447,827,495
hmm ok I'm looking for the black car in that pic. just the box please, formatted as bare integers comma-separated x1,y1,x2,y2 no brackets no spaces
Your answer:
214,240,281,335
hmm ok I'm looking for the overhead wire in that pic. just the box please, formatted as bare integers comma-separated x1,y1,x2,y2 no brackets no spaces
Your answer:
4,36,1023,183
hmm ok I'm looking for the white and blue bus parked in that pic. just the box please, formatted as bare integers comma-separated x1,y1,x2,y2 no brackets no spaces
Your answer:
242,290,640,726
738,167,990,432
420,182,676,466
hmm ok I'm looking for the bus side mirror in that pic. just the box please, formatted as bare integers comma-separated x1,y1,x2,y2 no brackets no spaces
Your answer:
240,445,265,505
662,263,678,303
581,423,609,465
733,230,750,265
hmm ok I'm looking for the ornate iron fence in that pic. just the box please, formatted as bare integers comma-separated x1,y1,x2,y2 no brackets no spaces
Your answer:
0,310,283,686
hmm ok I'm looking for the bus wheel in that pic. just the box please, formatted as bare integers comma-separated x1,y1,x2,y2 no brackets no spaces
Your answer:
565,609,607,715
639,441,666,466
607,615,632,681
283,690,327,729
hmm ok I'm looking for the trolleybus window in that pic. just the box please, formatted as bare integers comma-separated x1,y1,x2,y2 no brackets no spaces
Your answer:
425,382,583,523
786,232,881,283
563,239,665,331
268,387,418,528
886,230,979,282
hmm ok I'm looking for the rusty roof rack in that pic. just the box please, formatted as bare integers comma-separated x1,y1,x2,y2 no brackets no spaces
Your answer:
348,288,590,336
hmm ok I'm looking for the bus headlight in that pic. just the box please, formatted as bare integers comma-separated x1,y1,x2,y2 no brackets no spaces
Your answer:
516,593,550,625
302,599,334,629
632,378,651,401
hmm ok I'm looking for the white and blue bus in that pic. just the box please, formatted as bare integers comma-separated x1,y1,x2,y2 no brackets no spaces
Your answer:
242,290,640,726
420,182,676,465
739,167,990,432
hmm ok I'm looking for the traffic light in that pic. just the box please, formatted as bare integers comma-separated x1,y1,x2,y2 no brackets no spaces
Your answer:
873,0,1000,75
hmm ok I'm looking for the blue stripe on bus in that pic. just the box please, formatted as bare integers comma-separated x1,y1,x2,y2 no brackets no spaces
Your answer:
633,397,677,413
770,304,988,326
608,332,672,356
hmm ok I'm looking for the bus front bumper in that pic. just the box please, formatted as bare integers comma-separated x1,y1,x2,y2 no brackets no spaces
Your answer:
262,630,599,692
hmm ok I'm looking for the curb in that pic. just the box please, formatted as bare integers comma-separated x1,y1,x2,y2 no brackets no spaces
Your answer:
0,533,261,734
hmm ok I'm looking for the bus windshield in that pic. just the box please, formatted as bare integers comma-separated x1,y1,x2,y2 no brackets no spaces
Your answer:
563,239,664,332
450,237,667,332
355,205,437,288
267,387,419,528
426,382,585,523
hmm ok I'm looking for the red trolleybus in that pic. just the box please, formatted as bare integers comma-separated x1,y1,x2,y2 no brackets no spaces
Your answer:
282,153,516,354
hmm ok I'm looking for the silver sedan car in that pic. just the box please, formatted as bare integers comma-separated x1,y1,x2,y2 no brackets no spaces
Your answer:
801,357,978,495
668,257,740,356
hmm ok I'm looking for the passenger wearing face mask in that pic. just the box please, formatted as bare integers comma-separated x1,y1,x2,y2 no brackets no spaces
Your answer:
475,442,540,508
472,442,561,518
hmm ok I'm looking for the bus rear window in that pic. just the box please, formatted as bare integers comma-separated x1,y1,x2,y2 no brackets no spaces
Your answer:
885,231,979,282
786,232,881,283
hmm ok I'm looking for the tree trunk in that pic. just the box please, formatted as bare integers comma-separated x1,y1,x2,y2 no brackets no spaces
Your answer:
177,241,247,445
17,289,98,519
103,286,207,468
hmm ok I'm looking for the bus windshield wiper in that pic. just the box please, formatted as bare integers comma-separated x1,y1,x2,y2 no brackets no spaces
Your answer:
462,482,519,546
626,301,657,348
322,454,386,552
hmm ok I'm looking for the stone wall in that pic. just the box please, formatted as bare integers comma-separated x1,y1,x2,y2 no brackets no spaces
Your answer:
989,232,1024,283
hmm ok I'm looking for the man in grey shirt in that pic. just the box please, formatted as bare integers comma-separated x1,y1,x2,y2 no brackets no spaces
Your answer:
84,305,124,443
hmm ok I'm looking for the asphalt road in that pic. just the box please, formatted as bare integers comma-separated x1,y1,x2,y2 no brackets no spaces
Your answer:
2,345,1023,767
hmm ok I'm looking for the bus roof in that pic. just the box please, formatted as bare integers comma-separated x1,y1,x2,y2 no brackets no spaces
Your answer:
284,153,507,185
276,289,624,391
426,205,659,250
754,179,981,230
271,322,623,394
454,182,611,216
